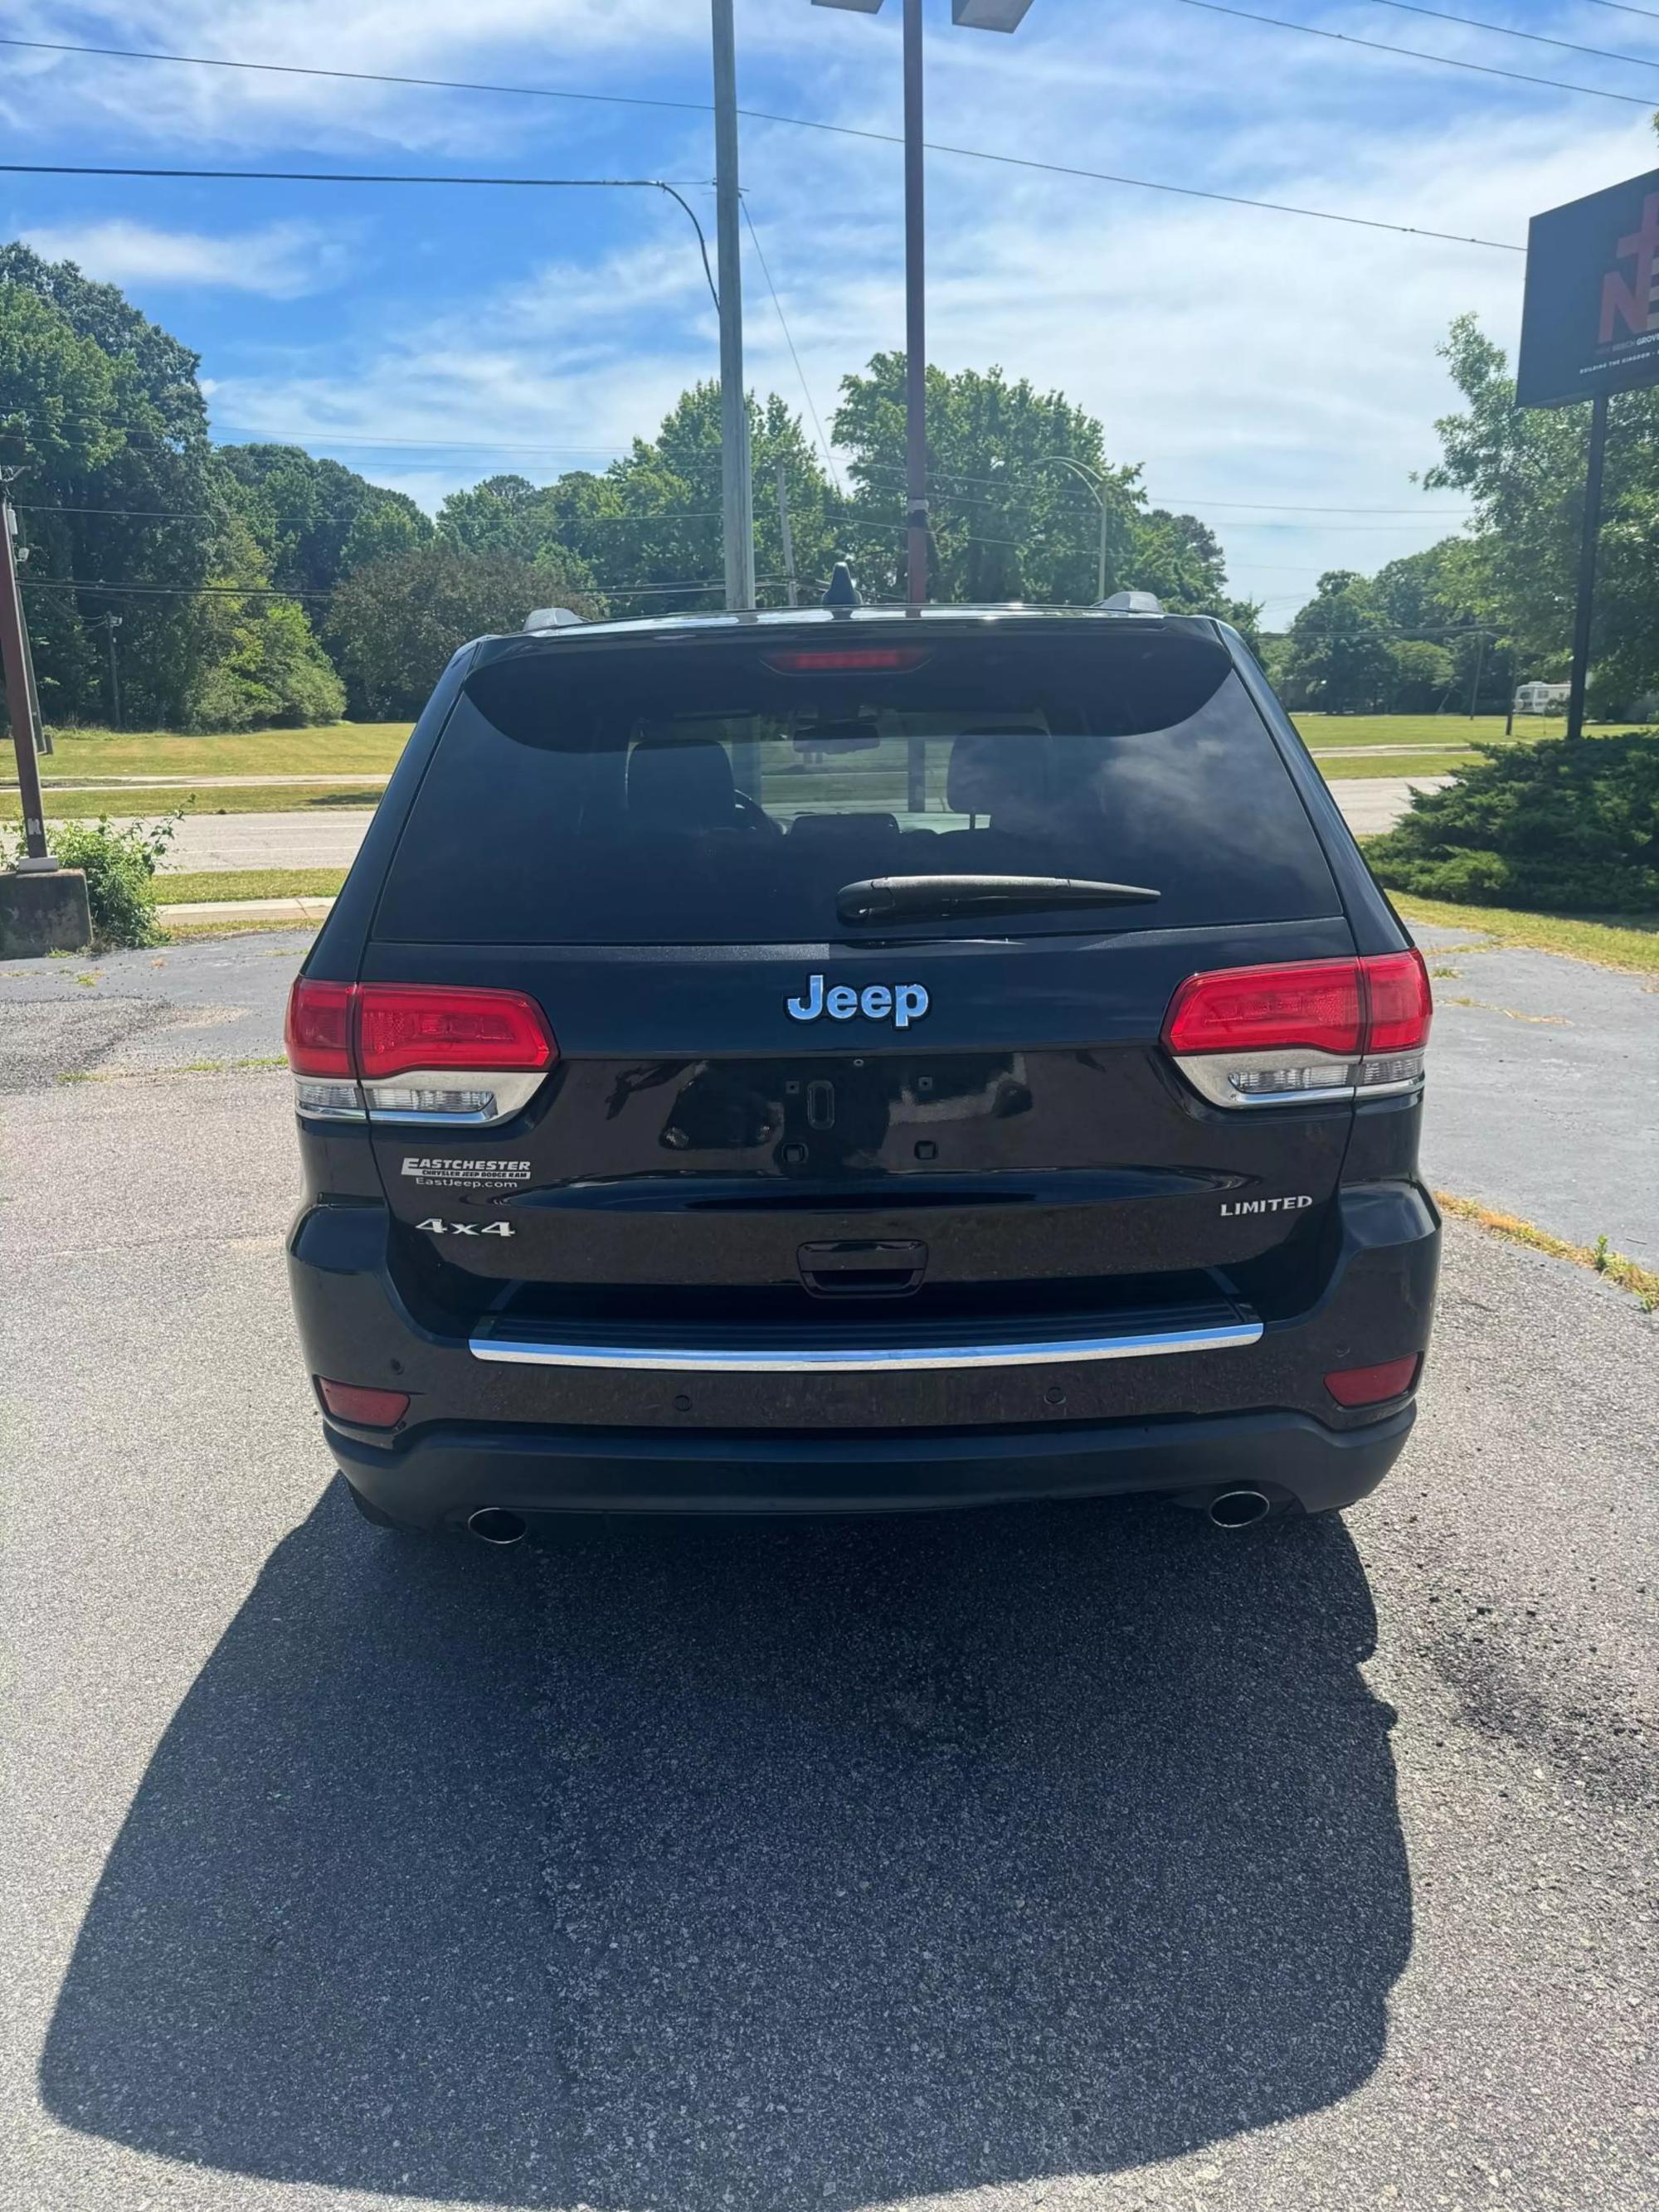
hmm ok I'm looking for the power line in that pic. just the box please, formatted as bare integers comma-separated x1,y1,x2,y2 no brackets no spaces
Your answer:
0,163,721,310
740,199,843,493
1581,0,1659,19
1165,0,1655,107
1366,0,1659,70
0,32,1523,252
17,571,786,600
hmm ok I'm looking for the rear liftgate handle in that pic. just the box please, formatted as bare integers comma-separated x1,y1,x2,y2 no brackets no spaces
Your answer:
797,1239,928,1299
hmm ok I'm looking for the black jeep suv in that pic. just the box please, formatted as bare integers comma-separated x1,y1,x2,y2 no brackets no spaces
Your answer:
285,599,1438,1540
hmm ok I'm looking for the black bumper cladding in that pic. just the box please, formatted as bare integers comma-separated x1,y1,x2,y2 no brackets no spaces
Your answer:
326,1405,1414,1524
289,1184,1438,1528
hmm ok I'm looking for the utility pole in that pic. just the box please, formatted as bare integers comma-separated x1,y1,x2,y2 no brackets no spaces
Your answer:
902,0,928,608
101,611,123,728
0,485,53,867
1564,392,1608,742
711,0,756,612
775,461,800,607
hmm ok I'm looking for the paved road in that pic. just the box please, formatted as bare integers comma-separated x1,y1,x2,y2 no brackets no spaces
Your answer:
1,941,1654,2211
132,778,1454,873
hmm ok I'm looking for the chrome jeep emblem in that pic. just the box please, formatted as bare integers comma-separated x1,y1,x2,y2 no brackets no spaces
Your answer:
786,974,930,1029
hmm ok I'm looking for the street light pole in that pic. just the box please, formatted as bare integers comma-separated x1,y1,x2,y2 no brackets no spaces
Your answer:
902,0,928,609
1024,454,1112,600
812,1,1038,608
712,0,757,612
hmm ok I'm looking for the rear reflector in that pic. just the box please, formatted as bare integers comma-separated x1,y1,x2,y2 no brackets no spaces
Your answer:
1325,1354,1420,1407
1162,950,1432,1110
316,1377,411,1427
764,647,931,673
285,977,557,1125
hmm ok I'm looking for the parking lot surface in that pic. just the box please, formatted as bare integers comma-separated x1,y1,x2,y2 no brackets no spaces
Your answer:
1,941,1653,2212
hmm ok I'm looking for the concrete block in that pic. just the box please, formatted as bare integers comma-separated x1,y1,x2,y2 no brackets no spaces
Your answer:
0,867,92,956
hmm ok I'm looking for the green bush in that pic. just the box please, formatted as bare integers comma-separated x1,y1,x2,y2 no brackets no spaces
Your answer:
36,815,178,947
1367,732,1659,912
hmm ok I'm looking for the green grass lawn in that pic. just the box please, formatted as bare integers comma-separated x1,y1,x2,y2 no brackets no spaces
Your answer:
1392,893,1659,975
2,782,387,823
1294,712,1643,750
28,721,411,780
158,868,347,905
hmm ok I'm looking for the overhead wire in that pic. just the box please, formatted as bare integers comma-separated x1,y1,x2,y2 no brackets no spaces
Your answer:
1365,0,1659,70
0,163,722,311
0,32,1524,252
1164,0,1655,107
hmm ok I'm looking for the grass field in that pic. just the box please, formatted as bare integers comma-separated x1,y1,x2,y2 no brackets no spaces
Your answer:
28,722,411,780
1392,894,1659,974
1292,713,1642,750
158,868,347,905
2,782,390,823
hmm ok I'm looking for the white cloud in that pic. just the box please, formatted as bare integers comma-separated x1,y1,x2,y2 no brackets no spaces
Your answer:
20,217,353,297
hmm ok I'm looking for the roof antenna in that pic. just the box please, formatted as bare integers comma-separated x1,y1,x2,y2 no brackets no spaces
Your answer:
822,558,860,613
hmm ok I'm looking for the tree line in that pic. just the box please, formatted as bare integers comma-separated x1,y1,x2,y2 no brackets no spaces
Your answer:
2,245,1654,732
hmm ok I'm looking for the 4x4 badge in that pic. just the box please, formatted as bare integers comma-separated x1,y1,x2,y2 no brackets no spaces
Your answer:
416,1218,515,1237
786,974,929,1028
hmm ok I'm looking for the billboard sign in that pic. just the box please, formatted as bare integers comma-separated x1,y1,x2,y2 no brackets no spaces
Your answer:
1517,167,1659,409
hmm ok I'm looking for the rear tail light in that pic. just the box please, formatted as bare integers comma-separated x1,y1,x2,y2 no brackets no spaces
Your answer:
1162,950,1431,1110
285,977,556,1125
1325,1354,1420,1407
316,1377,411,1427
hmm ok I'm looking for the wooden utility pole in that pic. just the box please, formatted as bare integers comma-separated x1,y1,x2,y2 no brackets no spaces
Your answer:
0,484,51,863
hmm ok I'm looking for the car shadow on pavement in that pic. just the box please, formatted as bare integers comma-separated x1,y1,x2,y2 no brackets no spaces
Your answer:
41,1482,1410,2209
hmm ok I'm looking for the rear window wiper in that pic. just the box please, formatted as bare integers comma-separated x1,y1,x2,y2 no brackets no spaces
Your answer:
837,873,1161,923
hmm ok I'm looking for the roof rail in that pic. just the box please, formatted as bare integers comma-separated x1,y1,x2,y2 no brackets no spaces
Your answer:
523,606,584,634
1097,589,1163,617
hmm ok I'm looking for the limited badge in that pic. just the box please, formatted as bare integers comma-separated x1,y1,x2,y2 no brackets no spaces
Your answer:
401,1156,532,1190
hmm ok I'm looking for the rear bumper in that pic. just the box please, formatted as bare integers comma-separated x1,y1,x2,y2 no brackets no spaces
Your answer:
289,1179,1438,1525
326,1403,1415,1525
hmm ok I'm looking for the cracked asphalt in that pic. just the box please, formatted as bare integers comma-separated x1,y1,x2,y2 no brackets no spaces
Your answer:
1,936,1654,2212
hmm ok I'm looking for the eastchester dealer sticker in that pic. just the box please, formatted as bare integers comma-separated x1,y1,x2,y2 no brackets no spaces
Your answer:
401,1157,533,1191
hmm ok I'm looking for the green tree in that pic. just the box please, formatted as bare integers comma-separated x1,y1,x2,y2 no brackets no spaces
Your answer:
830,357,1258,634
324,542,604,719
1425,314,1659,713
1388,638,1457,712
1281,571,1396,712
217,443,431,595
187,518,344,730
1371,537,1511,714
0,243,217,727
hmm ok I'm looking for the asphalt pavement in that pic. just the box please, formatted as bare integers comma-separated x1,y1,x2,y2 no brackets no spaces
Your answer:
2,937,1653,2212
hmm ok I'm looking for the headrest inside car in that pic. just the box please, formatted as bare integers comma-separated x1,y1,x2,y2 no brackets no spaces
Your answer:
627,738,737,830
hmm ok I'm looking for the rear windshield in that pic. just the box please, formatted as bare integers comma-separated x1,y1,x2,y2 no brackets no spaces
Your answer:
374,629,1337,945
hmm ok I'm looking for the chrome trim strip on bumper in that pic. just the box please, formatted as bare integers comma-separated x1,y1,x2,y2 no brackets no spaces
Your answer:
469,1316,1263,1374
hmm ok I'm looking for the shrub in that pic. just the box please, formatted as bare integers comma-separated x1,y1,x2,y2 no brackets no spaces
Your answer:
1366,732,1659,912
31,815,178,948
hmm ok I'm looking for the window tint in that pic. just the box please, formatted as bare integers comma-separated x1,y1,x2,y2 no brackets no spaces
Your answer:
374,631,1337,945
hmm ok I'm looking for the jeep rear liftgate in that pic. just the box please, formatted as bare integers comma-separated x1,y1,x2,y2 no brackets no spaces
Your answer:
307,621,1376,1332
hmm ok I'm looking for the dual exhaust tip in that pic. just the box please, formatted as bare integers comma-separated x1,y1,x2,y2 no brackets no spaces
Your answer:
1207,1487,1272,1529
464,1494,1272,1542
467,1506,528,1548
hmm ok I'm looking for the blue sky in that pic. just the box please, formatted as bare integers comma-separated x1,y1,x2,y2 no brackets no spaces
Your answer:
2,0,1655,617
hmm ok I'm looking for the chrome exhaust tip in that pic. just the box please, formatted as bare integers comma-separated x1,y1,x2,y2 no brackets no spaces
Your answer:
1208,1488,1272,1529
467,1507,528,1548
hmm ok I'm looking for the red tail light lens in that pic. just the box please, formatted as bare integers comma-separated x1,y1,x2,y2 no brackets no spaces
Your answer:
1162,951,1433,1109
285,977,355,1077
1164,960,1364,1058
317,1377,411,1427
1361,948,1433,1054
355,985,554,1080
1325,1354,1420,1407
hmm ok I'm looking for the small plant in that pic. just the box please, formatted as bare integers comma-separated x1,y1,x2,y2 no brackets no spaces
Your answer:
4,814,180,950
